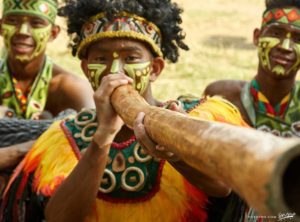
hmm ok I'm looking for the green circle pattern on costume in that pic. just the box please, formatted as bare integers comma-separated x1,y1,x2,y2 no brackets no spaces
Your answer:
3,0,58,24
64,97,201,200
0,56,53,119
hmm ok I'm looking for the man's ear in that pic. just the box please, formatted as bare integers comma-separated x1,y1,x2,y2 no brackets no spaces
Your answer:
81,59,89,77
48,25,60,42
253,28,261,46
149,57,165,82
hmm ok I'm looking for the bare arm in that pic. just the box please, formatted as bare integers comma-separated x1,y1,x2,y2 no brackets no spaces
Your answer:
45,73,133,222
0,140,35,169
45,132,112,222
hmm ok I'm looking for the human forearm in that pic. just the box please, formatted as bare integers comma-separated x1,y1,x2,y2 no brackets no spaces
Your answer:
0,140,35,169
171,160,231,197
45,130,113,222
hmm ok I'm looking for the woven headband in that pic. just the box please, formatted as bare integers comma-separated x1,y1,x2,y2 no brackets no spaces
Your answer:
3,0,58,24
262,7,300,28
76,12,163,58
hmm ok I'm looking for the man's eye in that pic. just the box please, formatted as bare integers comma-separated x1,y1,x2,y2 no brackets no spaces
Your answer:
5,18,18,25
30,20,47,28
126,56,139,62
95,57,106,62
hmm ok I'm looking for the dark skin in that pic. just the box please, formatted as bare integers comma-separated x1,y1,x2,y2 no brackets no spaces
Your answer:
45,38,230,222
204,22,300,126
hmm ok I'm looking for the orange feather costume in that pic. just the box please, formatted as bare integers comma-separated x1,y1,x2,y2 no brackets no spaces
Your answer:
0,96,247,222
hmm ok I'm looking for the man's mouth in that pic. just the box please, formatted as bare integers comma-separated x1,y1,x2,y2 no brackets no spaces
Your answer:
271,55,295,66
12,42,34,54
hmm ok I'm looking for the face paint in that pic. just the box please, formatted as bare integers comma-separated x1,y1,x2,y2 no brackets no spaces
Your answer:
258,37,280,72
258,34,300,76
87,63,107,90
1,24,17,54
87,52,152,93
124,62,151,94
1,22,52,62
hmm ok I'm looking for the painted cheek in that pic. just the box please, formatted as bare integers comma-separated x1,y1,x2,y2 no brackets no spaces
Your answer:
1,24,17,52
287,43,300,74
258,37,280,70
30,24,52,58
87,63,107,90
124,61,151,94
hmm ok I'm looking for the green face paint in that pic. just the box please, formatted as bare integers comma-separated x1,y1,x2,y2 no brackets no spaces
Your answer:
87,63,107,90
1,24,17,54
258,35,300,76
1,22,52,62
258,37,280,72
87,52,152,93
124,62,151,94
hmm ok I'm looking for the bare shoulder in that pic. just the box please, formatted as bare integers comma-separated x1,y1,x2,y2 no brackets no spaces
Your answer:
204,80,246,100
46,63,94,115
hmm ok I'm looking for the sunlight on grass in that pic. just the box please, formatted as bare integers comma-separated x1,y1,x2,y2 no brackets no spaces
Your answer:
1,0,266,101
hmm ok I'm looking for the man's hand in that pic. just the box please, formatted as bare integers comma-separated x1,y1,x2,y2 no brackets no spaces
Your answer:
134,112,180,162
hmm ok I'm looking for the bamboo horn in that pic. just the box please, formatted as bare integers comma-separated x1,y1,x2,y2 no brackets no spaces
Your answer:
111,85,300,218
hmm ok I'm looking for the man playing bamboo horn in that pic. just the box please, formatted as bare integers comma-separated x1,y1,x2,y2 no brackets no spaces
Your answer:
204,0,300,221
0,0,248,221
0,0,95,196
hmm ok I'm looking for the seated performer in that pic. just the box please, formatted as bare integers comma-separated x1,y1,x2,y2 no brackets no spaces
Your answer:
204,0,300,220
0,0,248,221
0,0,94,197
0,0,94,120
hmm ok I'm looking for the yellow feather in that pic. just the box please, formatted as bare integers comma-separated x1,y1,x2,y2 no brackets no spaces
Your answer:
87,163,189,222
23,121,79,196
189,96,248,127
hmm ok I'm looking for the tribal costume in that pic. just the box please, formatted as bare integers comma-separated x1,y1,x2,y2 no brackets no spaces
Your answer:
0,96,247,222
0,56,53,119
241,80,300,138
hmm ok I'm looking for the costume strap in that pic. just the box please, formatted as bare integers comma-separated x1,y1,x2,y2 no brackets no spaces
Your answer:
250,79,291,118
2,0,58,24
240,82,256,126
0,56,53,119
262,7,300,29
77,12,163,58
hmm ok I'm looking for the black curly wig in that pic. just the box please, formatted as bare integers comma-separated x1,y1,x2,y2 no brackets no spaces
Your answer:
58,0,189,63
266,0,300,10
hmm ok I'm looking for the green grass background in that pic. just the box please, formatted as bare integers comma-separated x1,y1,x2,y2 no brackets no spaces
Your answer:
2,0,265,100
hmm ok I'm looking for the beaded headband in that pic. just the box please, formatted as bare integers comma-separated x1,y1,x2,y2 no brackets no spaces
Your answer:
76,12,163,58
262,7,300,28
2,0,58,24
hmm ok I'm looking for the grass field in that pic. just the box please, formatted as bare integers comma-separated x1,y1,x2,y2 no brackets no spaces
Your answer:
2,0,265,100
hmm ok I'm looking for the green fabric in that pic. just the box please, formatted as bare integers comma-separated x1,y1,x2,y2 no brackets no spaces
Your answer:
64,96,202,200
2,0,58,24
241,81,300,137
0,56,53,119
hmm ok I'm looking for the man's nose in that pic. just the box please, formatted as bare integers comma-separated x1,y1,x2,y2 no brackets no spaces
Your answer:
18,22,31,36
110,58,121,74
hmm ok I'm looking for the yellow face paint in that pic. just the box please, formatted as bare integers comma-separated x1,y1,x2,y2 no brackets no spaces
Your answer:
124,62,151,94
87,52,152,93
258,33,300,76
1,22,52,62
87,63,107,90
